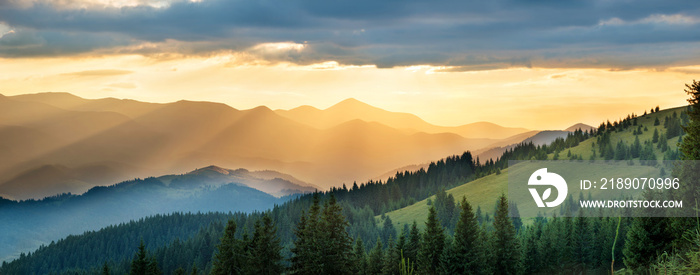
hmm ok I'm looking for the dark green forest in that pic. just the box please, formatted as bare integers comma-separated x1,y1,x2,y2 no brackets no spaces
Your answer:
2,80,700,274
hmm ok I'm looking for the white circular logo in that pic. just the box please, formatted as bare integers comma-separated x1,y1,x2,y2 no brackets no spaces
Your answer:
528,168,567,208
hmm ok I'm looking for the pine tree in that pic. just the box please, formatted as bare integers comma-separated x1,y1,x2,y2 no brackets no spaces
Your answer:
249,214,283,275
520,224,541,273
211,218,245,275
368,238,384,274
383,237,401,275
657,132,668,151
572,211,593,268
449,197,484,273
290,194,323,274
320,194,354,274
439,240,458,275
102,263,110,275
174,267,185,275
492,194,520,275
418,206,445,275
353,238,368,275
404,221,420,265
130,240,148,275
396,226,407,257
631,135,641,158
146,256,161,275
382,216,397,245
670,80,700,249
676,80,700,206
623,217,673,270
652,128,659,143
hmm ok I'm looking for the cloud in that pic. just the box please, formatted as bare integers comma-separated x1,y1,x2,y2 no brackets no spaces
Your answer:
0,0,699,69
63,69,133,76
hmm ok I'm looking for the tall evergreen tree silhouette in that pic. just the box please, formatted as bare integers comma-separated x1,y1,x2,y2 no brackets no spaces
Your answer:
492,194,520,275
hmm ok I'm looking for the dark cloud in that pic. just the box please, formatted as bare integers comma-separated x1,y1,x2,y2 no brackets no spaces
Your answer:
1,0,699,69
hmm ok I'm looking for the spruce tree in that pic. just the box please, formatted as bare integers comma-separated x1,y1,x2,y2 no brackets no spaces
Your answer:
404,221,420,265
479,223,494,274
102,263,110,275
130,240,148,275
290,194,323,274
439,239,458,274
353,238,368,275
396,226,407,257
249,214,283,275
211,218,245,275
652,128,659,143
492,194,520,275
290,210,310,273
382,216,397,245
320,194,354,274
520,224,540,273
450,197,484,273
418,206,445,275
146,256,161,275
670,80,700,249
572,211,592,268
676,80,700,208
368,238,384,274
631,136,641,158
623,217,672,270
383,237,400,275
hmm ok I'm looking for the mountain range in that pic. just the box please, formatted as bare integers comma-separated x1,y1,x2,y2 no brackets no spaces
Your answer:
0,92,590,200
275,98,529,139
0,165,301,261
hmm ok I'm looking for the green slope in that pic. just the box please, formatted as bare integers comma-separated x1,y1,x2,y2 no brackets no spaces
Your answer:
552,106,686,161
382,167,509,230
381,106,686,229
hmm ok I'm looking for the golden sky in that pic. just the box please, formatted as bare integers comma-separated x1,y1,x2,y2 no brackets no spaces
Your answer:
2,1,699,130
0,53,694,130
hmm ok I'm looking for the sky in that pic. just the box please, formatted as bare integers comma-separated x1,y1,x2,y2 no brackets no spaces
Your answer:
1,0,699,129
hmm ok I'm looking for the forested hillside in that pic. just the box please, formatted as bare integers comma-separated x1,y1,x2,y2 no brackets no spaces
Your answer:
1,146,508,273
0,170,290,262
2,83,698,274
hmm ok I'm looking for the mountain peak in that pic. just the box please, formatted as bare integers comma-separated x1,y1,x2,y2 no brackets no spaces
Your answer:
242,105,278,118
327,98,376,110
189,165,230,175
250,105,273,112
564,123,594,132
286,105,321,112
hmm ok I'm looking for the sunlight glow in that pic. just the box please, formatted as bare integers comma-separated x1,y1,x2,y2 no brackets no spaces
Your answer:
0,55,691,130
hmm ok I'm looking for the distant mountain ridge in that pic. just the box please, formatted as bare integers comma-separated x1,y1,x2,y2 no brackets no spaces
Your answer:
275,98,530,139
565,123,595,132
1,92,535,199
180,165,317,197
475,130,572,162
0,165,295,262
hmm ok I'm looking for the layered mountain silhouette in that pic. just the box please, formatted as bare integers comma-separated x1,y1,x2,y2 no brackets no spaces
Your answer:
275,98,529,139
565,123,595,132
473,123,595,163
0,93,534,199
0,165,297,261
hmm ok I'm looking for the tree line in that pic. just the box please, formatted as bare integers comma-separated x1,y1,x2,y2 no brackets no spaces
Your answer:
2,81,699,274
